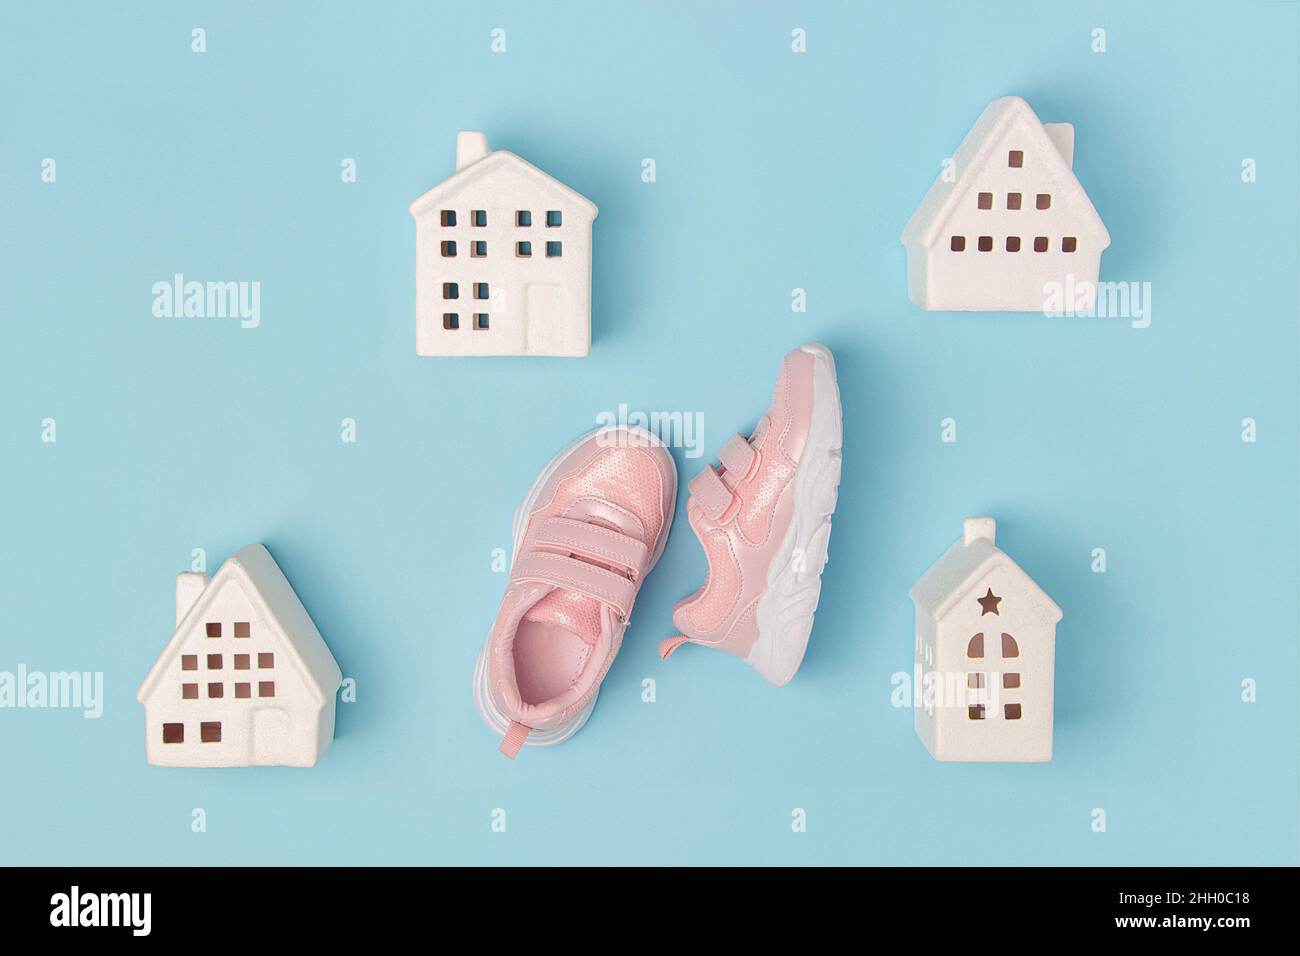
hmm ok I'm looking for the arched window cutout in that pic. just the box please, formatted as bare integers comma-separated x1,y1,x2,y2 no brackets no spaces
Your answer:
967,633,984,658
1001,633,1019,658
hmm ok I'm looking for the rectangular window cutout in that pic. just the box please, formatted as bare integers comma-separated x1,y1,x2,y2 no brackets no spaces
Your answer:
162,722,184,744
977,192,992,209
182,683,198,699
1008,150,1023,167
1003,672,1021,688
182,654,198,671
258,653,274,669
977,236,993,252
516,210,531,227
440,210,456,227
1062,236,1078,253
205,622,221,638
516,241,532,257
440,240,456,257
950,235,965,252
1005,236,1021,252
206,654,222,670
546,210,562,227
1004,703,1022,720
473,313,489,331
200,721,222,743
1033,236,1049,252
234,622,250,638
474,282,489,299
1035,193,1051,209
546,241,562,258
234,653,250,670
442,282,458,299
207,682,223,699
968,704,986,720
1007,192,1022,210
442,313,459,330
471,210,487,227
471,240,487,258
258,681,275,698
235,682,251,699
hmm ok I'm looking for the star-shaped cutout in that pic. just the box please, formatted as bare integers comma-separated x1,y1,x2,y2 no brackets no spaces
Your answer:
977,588,1002,616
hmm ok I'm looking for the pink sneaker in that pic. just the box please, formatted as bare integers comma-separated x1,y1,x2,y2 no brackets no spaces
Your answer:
474,425,676,757
660,344,842,686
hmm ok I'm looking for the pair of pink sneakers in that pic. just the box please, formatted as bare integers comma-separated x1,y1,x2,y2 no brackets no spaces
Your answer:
473,344,843,758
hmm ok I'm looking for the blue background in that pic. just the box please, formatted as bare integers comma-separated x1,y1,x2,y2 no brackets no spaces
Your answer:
1,1,1296,865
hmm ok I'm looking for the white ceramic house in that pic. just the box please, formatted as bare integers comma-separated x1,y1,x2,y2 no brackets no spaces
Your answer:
909,518,1062,762
136,544,343,768
901,96,1109,312
409,131,598,357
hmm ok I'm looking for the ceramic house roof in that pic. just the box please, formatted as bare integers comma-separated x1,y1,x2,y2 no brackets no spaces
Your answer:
408,149,598,222
909,521,1062,625
136,544,342,708
900,96,1109,251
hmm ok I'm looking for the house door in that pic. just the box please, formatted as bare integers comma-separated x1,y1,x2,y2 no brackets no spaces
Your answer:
252,708,289,763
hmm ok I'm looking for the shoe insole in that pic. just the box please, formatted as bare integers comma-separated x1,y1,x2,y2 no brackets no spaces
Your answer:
513,620,591,705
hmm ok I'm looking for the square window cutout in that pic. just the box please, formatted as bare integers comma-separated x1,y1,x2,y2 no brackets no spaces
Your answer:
1003,672,1021,688
208,682,223,698
440,240,456,257
977,192,992,210
1036,193,1051,209
1007,192,1022,210
182,654,198,671
234,622,250,638
516,210,531,227
205,622,221,638
1004,703,1022,720
259,681,276,698
258,653,274,668
546,210,562,227
235,682,251,698
1033,236,1049,252
473,313,489,331
206,654,222,670
442,282,458,300
442,313,459,330
516,241,532,257
162,723,184,744
977,236,993,252
440,210,456,227
968,705,986,720
1008,150,1023,167
950,235,966,252
234,654,250,670
182,683,198,699
472,210,487,227
546,241,562,258
1062,237,1078,253
200,721,222,743
1005,236,1021,252
474,282,489,300
471,240,487,257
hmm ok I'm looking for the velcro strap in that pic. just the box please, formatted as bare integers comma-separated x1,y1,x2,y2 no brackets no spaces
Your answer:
534,516,649,575
718,433,757,480
687,466,734,521
511,551,637,618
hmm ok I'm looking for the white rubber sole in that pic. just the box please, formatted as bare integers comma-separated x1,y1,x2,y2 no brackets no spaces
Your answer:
745,343,844,687
473,425,676,748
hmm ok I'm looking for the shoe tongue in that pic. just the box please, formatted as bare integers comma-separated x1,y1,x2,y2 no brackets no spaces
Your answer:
521,506,638,646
